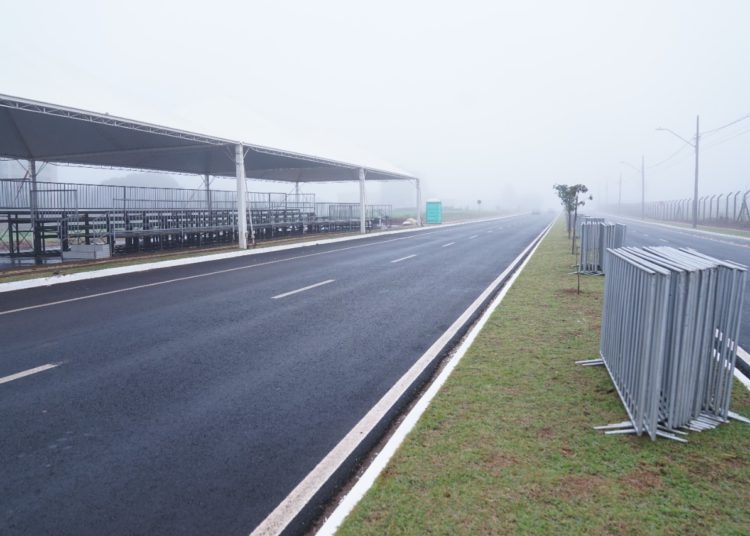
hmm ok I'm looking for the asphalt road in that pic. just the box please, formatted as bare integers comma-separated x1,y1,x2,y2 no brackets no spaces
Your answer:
0,214,552,536
605,216,750,353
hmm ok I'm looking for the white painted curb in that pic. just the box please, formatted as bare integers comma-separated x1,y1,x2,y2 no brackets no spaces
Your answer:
0,215,524,294
314,222,553,535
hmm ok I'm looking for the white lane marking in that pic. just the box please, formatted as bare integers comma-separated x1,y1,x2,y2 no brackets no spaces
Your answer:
468,234,479,240
0,363,61,385
0,235,437,317
390,254,417,264
643,233,650,237
607,214,750,249
609,214,750,243
1,214,530,294
316,217,553,535
486,230,494,234
1,216,540,316
441,242,455,248
659,238,669,243
271,279,335,300
250,220,555,536
737,347,750,391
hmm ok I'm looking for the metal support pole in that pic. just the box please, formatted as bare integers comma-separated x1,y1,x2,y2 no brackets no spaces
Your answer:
618,173,622,212
692,115,700,229
235,144,248,249
359,168,366,234
416,178,423,226
204,174,212,214
28,159,42,261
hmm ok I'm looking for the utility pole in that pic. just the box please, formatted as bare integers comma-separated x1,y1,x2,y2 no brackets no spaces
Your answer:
618,173,622,212
656,116,701,228
641,155,645,220
693,115,700,229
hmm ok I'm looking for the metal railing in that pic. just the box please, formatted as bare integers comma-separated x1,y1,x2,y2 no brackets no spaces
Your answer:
0,179,316,213
590,246,747,441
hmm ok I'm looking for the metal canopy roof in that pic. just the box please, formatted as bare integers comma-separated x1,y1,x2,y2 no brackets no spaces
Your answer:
0,94,415,183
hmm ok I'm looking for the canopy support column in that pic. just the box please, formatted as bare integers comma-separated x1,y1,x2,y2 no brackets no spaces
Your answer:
416,178,422,226
235,144,248,249
29,159,42,262
359,168,366,234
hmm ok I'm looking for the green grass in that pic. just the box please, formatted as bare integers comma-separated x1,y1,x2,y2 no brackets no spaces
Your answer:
339,218,750,535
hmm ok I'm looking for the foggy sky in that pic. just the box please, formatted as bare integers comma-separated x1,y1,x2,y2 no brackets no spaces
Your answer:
2,0,749,210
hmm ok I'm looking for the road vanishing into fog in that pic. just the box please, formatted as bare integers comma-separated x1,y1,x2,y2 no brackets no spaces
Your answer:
606,215,750,363
0,214,552,536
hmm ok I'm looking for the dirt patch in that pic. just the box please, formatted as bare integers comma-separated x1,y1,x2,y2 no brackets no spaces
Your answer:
620,465,664,493
557,474,607,500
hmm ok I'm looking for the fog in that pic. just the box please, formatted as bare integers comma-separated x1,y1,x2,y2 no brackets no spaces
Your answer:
2,1,749,211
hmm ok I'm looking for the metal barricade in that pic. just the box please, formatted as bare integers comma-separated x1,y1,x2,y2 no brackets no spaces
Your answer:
589,246,747,441
579,221,626,274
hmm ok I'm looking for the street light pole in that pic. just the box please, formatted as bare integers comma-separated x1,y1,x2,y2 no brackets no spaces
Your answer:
656,116,700,228
693,115,700,229
619,160,644,219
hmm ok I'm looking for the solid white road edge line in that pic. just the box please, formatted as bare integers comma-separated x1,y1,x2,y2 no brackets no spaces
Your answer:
272,280,335,300
441,242,455,248
314,222,552,536
610,214,750,243
249,221,553,536
0,226,487,316
0,215,527,294
0,363,61,385
389,254,417,264
736,347,750,391
316,240,750,536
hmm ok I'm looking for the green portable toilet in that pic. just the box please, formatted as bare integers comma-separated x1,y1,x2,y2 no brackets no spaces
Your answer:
425,200,443,224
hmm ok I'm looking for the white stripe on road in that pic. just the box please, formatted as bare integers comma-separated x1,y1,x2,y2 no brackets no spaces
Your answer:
468,234,479,240
0,363,61,385
441,242,455,248
271,279,335,300
250,221,554,536
390,254,417,263
659,238,669,243
1,216,534,316
0,235,438,317
486,231,493,234
316,219,553,535
736,347,750,391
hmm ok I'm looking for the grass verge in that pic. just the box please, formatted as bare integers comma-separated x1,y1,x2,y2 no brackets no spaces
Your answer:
339,218,750,535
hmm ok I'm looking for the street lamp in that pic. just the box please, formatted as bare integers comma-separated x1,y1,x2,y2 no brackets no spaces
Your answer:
620,156,645,220
656,116,700,228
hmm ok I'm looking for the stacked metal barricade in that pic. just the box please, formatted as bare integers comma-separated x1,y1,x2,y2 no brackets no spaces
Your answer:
578,219,627,274
596,246,747,441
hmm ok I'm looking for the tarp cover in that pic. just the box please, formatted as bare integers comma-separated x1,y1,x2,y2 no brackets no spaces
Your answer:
0,94,415,183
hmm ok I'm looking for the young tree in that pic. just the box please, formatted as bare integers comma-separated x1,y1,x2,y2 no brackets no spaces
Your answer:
553,184,591,239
